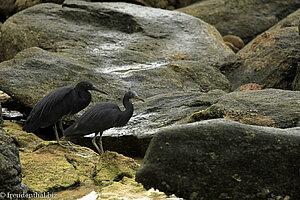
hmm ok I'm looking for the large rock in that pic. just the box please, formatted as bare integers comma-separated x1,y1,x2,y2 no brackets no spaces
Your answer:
0,48,230,108
0,0,197,21
218,26,300,90
269,8,300,31
0,0,232,100
189,89,300,128
136,119,300,199
177,0,300,43
0,0,232,64
0,129,28,199
0,0,232,136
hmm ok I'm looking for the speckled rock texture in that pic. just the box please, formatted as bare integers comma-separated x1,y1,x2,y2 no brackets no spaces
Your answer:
136,119,300,200
0,129,28,199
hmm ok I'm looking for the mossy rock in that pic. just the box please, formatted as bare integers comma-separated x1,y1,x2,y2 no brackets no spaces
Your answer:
20,142,99,193
3,120,44,148
94,151,139,186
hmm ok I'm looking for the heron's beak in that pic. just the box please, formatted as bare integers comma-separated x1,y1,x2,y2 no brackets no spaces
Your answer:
134,95,145,102
92,86,107,95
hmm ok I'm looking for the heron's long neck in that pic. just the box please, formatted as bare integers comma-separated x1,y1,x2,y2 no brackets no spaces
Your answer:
120,95,134,125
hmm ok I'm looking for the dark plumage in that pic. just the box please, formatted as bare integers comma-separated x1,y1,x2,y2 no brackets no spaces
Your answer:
64,90,144,154
23,81,107,144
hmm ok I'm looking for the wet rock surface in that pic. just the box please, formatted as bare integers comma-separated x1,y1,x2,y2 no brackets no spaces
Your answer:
0,129,28,199
136,119,300,200
103,89,227,138
189,89,300,128
177,0,300,43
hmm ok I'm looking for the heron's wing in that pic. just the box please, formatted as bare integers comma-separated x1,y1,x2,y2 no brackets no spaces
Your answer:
64,103,121,137
23,86,74,131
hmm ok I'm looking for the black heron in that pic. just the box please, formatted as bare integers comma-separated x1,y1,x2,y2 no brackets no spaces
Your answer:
23,81,107,145
63,90,144,154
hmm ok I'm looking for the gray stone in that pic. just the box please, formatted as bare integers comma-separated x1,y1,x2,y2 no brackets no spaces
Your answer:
189,89,300,128
177,0,300,43
0,129,28,199
218,27,300,90
136,119,300,199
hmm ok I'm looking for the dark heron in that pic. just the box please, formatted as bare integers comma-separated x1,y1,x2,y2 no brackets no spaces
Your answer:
63,90,144,154
23,81,107,145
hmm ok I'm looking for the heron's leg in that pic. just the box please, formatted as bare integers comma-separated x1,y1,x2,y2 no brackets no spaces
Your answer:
98,132,104,154
53,124,61,145
58,119,64,135
54,123,69,148
92,132,102,155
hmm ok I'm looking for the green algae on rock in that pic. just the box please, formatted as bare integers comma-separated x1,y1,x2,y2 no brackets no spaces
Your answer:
19,138,142,196
21,144,83,193
3,120,43,148
93,151,139,187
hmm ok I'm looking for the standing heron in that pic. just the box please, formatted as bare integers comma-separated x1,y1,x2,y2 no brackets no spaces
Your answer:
23,81,107,145
63,90,144,154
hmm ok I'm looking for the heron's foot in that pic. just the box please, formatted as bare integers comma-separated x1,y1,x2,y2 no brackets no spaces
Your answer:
57,140,69,148
100,145,105,155
65,141,81,147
